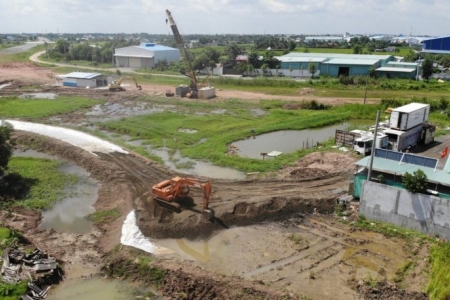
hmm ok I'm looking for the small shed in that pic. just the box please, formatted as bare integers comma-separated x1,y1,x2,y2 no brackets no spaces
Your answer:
61,72,112,88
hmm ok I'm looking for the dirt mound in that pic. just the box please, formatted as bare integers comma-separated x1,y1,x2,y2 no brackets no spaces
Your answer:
280,151,357,179
357,281,428,300
0,62,54,85
290,167,329,179
0,62,40,69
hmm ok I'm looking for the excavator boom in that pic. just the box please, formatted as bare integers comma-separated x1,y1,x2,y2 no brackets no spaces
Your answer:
108,76,142,92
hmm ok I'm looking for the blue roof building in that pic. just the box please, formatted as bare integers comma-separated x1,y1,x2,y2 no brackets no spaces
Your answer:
422,36,450,54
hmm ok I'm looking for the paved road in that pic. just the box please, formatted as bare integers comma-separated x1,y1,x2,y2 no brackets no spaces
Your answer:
29,51,186,79
0,41,49,55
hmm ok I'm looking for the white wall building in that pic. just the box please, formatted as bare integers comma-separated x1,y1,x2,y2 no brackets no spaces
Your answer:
114,43,180,68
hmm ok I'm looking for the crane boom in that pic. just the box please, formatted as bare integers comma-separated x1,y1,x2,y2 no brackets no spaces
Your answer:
165,9,197,86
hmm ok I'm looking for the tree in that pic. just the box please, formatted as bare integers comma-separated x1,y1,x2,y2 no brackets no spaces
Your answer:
0,122,14,177
353,44,362,54
308,63,317,78
422,58,434,82
402,169,428,194
225,42,243,67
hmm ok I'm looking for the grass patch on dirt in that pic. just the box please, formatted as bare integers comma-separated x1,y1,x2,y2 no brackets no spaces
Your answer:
100,99,380,172
353,215,430,242
0,281,29,300
6,157,78,210
427,242,450,300
104,254,166,286
86,208,120,224
0,96,103,119
393,261,415,283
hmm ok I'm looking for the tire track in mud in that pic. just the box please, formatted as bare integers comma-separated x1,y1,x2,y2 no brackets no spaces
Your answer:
97,152,352,240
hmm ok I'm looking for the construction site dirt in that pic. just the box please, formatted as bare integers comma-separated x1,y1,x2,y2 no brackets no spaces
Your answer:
0,62,432,299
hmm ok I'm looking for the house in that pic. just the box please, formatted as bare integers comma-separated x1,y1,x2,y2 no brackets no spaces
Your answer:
59,72,112,88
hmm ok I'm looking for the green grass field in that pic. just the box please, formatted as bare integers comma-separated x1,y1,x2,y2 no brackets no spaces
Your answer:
6,157,78,210
0,96,103,119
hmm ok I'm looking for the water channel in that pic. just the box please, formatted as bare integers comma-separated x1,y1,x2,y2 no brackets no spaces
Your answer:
14,149,99,234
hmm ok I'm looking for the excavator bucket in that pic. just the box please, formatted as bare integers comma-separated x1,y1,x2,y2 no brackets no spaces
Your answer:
203,208,215,222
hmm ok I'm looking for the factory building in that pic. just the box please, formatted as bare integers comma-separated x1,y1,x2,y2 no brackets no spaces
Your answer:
375,61,420,79
60,72,112,88
114,43,180,68
277,53,418,79
422,36,450,54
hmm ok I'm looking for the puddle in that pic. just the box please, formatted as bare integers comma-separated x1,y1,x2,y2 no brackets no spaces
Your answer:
39,163,99,234
211,109,226,114
46,264,161,300
14,149,57,160
151,148,246,180
158,219,407,285
233,121,364,159
178,128,198,134
19,93,57,99
250,108,266,116
85,103,166,119
124,138,245,179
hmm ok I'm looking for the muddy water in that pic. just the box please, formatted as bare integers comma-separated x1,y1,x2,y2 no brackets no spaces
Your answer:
19,93,57,99
14,149,99,234
40,163,99,234
158,219,407,284
126,139,246,180
46,265,162,300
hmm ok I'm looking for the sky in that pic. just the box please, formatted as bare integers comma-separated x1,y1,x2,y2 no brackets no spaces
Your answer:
1,0,449,37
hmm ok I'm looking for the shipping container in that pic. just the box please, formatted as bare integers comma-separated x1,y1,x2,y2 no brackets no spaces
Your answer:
389,103,429,131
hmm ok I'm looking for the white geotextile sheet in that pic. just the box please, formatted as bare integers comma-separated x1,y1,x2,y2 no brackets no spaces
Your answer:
121,211,174,255
3,120,128,155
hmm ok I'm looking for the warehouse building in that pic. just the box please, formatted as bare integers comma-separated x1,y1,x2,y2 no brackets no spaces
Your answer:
279,53,393,77
422,36,450,54
278,53,418,79
114,43,180,68
60,72,112,88
375,61,420,79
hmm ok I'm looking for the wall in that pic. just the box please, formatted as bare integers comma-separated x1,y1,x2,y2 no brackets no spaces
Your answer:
359,181,450,240
153,49,180,64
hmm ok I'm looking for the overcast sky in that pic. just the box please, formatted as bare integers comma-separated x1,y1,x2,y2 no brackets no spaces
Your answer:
1,0,448,36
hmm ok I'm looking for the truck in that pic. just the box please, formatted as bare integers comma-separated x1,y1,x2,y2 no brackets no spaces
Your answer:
382,123,435,152
389,103,429,131
335,129,389,155
352,131,389,155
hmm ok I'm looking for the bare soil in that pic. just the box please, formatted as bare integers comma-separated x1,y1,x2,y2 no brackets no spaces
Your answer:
0,62,430,299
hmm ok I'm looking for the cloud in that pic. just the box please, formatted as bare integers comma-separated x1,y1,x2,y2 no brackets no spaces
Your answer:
0,0,449,35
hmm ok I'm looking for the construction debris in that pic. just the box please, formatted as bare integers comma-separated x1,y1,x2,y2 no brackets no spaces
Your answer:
1,247,62,299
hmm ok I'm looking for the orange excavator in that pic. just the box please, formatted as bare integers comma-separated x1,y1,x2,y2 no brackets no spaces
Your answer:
152,176,215,221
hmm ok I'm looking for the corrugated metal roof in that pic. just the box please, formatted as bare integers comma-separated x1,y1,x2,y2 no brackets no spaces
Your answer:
114,54,154,58
376,67,416,73
64,72,102,79
137,44,178,51
355,156,450,186
284,53,392,60
391,102,429,112
276,56,328,63
387,62,417,66
323,58,379,65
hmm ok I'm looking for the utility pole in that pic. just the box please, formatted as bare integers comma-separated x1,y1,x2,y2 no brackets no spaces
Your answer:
363,77,368,105
367,110,380,181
